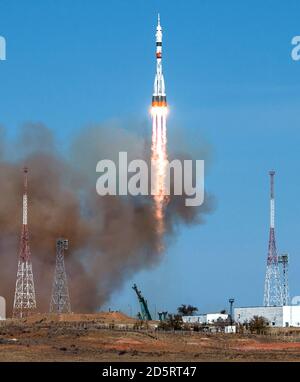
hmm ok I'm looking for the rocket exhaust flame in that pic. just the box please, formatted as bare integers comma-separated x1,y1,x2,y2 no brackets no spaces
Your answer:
151,15,169,243
151,106,168,238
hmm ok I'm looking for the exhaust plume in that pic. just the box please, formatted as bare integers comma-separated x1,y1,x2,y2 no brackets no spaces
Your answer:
0,122,214,315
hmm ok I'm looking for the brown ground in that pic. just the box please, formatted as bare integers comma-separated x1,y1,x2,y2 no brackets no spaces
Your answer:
1,313,300,361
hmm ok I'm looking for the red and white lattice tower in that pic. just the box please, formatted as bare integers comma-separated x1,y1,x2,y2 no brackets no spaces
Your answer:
12,167,37,318
263,171,283,307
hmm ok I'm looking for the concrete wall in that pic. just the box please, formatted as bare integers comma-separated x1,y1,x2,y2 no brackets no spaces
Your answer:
0,297,6,320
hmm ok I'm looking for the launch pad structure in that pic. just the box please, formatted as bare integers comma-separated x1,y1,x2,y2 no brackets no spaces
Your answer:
263,171,283,307
3,16,298,333
50,239,71,314
132,283,152,321
12,167,37,319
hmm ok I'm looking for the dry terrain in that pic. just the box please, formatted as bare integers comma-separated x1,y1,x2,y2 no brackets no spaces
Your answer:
1,313,300,361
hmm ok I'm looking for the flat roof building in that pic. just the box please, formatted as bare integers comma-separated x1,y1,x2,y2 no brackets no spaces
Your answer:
182,313,228,324
234,306,300,327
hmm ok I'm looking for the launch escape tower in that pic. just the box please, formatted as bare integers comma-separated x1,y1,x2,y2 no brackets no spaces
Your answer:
13,167,37,318
132,284,152,321
278,254,289,306
263,171,283,307
50,239,71,314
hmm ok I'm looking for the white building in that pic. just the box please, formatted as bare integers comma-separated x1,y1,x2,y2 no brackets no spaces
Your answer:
182,313,228,324
0,296,5,320
234,306,300,327
225,325,236,333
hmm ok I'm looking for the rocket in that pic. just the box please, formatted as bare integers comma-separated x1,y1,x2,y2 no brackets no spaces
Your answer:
152,14,167,107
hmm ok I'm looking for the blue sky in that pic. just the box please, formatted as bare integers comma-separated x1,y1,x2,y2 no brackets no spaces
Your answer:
1,0,300,316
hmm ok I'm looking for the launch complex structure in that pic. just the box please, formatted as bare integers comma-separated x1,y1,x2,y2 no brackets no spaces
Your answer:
263,171,289,307
12,167,37,318
12,168,71,318
5,16,293,322
10,15,169,319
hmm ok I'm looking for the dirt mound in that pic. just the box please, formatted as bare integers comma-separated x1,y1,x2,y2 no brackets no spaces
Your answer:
14,311,136,325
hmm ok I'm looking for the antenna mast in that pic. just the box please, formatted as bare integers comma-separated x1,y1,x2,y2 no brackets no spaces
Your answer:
263,171,283,306
13,167,37,318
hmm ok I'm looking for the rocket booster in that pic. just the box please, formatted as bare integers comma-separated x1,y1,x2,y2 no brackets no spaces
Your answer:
152,14,167,107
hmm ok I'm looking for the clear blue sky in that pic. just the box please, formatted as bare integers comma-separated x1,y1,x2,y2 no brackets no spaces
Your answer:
1,0,300,316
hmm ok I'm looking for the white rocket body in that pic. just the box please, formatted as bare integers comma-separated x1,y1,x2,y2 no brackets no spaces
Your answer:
152,15,167,107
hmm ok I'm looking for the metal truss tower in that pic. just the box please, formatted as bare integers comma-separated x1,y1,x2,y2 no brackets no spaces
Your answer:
13,167,37,318
278,254,289,306
50,239,71,314
263,171,283,307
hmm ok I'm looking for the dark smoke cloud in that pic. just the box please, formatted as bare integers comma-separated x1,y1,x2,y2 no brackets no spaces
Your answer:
0,122,215,315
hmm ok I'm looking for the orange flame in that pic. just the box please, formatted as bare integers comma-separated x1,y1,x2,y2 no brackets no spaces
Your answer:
151,106,168,249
